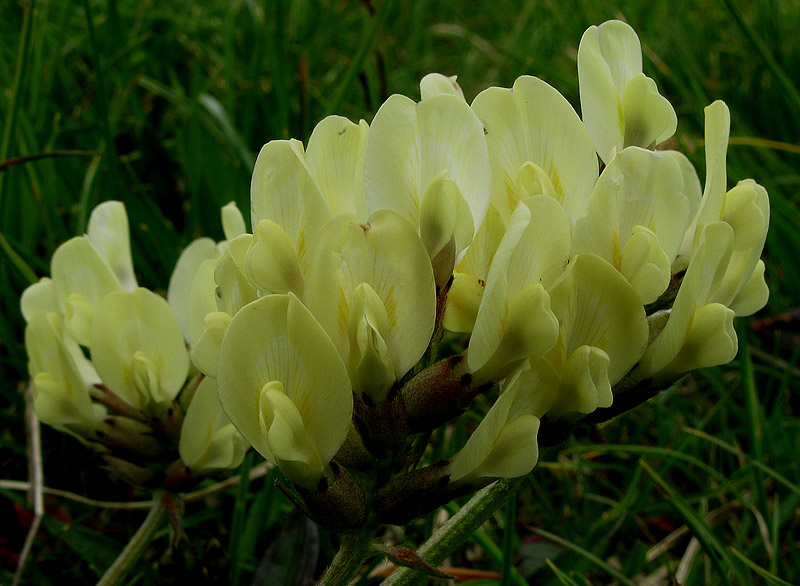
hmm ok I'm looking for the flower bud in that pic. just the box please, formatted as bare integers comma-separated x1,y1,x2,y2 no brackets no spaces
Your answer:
102,454,157,488
352,389,407,460
376,462,453,525
95,416,163,459
297,463,369,532
401,354,490,433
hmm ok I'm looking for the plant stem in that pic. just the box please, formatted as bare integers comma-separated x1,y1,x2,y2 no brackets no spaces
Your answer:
96,490,167,586
381,477,523,586
318,530,376,586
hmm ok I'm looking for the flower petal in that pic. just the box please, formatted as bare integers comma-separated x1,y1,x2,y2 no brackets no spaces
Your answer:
221,201,247,240
551,345,612,417
87,201,137,292
680,101,730,257
179,377,248,472
637,222,734,379
168,237,219,342
468,196,569,380
729,259,769,317
548,254,648,384
472,76,598,222
262,383,326,489
90,288,189,409
250,139,332,271
21,278,58,323
51,236,122,320
26,312,103,435
447,382,540,487
305,115,370,220
245,219,305,296
443,204,505,333
214,234,258,316
191,311,232,378
420,73,466,101
621,73,677,149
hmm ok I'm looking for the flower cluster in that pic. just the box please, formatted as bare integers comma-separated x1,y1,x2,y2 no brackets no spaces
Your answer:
21,20,769,530
188,20,768,528
21,202,249,489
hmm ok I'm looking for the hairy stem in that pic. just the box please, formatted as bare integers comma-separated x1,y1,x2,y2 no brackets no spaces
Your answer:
380,477,523,586
318,530,376,586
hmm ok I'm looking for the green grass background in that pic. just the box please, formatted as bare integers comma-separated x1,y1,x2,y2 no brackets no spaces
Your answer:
1,0,799,584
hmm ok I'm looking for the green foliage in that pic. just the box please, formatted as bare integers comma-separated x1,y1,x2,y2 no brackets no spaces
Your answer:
2,0,798,584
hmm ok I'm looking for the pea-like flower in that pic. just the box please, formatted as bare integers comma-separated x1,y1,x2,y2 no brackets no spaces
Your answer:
22,201,137,345
578,19,677,164
465,195,569,383
216,293,353,490
90,287,190,411
571,147,695,303
365,83,491,287
303,209,436,404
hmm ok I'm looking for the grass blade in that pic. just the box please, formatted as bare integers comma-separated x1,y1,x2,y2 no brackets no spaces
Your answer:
683,427,800,499
500,489,517,586
80,0,119,224
442,501,527,586
0,231,36,285
544,559,585,586
728,546,793,586
198,94,256,171
736,319,768,514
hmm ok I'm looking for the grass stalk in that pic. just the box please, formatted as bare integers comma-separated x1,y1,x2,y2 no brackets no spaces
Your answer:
719,0,800,119
79,0,119,231
229,451,254,586
0,0,35,211
324,0,395,117
500,488,517,586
